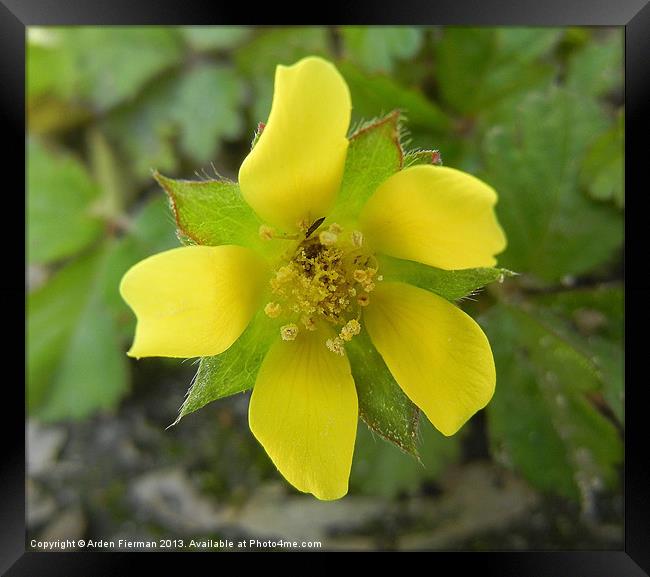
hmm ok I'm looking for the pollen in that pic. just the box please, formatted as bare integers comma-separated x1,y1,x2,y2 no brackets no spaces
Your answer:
268,224,379,353
280,323,299,341
353,269,368,283
264,302,282,318
340,319,361,342
319,230,338,246
326,337,345,356
259,224,275,241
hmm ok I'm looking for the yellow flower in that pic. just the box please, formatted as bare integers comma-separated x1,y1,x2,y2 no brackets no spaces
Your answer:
120,56,507,500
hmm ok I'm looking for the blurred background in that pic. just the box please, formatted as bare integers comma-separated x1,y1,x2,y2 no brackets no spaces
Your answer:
26,26,623,551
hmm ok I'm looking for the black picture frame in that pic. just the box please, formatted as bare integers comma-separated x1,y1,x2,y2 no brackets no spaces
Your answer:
6,1,650,573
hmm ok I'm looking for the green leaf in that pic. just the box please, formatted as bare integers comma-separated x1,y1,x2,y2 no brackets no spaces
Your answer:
481,88,623,281
171,65,245,163
329,112,403,223
103,76,177,178
56,27,184,111
28,139,103,264
28,96,92,135
28,245,129,421
436,28,495,114
566,32,623,98
154,172,262,249
338,61,449,133
350,418,461,498
88,128,130,220
580,111,624,208
436,28,560,115
27,31,72,100
481,302,622,501
126,195,180,254
105,64,244,180
174,310,279,423
529,285,624,423
379,254,515,301
340,26,423,73
27,32,93,134
532,284,623,343
28,253,97,409
29,197,177,410
495,28,562,62
181,26,250,51
347,331,420,457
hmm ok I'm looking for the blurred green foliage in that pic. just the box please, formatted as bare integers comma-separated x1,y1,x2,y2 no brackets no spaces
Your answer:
26,26,623,504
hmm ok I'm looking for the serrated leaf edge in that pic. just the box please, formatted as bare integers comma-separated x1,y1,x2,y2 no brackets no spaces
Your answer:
153,169,237,247
348,109,405,169
359,405,422,461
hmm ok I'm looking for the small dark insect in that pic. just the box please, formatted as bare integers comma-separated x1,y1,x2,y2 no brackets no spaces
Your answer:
305,216,326,239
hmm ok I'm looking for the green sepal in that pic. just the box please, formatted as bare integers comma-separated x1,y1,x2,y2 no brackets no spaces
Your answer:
250,121,265,149
347,331,420,458
350,419,462,498
172,309,279,424
403,149,443,167
328,110,403,223
154,171,263,250
378,254,516,302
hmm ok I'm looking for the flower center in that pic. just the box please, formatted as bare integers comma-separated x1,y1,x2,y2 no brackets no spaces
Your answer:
262,221,381,354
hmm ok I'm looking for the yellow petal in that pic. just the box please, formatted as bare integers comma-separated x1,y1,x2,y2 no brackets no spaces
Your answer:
120,245,268,358
249,328,358,500
364,282,495,436
238,56,351,232
359,165,506,270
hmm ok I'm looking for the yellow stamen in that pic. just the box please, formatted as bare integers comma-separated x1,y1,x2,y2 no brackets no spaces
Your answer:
280,324,299,341
319,230,338,246
301,315,317,331
340,319,361,342
326,337,345,355
264,302,282,318
259,224,275,241
353,269,368,283
267,223,379,351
